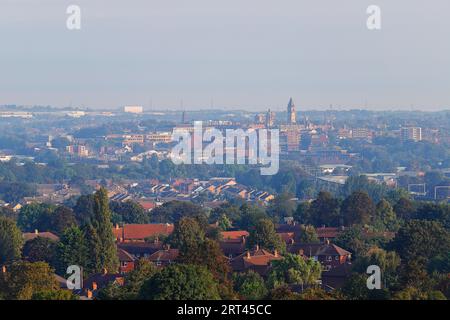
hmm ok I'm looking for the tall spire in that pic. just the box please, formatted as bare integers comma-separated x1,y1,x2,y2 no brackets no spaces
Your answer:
287,97,296,124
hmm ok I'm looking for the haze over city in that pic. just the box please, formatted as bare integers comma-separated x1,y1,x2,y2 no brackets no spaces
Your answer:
1,0,450,110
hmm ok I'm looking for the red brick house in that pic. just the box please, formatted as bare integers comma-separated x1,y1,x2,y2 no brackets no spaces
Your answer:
117,248,135,274
117,241,164,259
219,230,249,259
287,241,351,271
230,246,282,277
113,223,174,242
147,248,179,267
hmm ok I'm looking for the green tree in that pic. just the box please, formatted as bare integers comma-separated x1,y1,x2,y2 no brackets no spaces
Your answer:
268,284,299,300
334,226,368,258
247,219,285,253
391,220,450,264
393,197,416,220
268,253,322,289
169,217,205,256
294,202,311,225
50,206,77,235
0,261,58,300
298,225,320,243
98,259,158,300
236,204,268,230
341,191,375,226
393,287,446,300
17,203,55,232
340,273,390,300
110,200,149,224
151,201,205,223
84,188,119,274
308,191,341,227
56,226,89,275
139,264,221,300
373,199,400,232
22,237,58,265
73,194,96,225
415,203,450,229
0,206,17,220
267,192,296,222
32,289,78,300
299,287,338,300
353,247,400,290
0,216,23,264
169,218,230,280
217,214,232,231
232,270,268,300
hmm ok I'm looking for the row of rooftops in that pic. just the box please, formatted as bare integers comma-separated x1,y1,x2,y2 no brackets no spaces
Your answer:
16,222,390,299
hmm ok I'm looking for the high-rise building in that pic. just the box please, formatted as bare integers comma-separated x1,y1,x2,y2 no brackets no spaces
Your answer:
401,127,422,142
266,109,275,127
124,106,143,114
287,98,296,124
255,113,265,124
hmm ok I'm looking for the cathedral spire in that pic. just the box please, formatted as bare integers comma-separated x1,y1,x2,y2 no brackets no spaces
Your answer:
287,97,296,124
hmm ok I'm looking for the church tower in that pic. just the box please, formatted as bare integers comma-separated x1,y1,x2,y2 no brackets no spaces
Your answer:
287,97,296,124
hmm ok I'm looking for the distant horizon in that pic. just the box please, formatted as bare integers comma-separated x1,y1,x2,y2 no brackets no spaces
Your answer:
1,1,450,111
1,103,449,113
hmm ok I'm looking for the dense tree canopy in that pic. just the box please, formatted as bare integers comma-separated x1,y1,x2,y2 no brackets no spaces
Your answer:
139,264,221,300
0,217,23,264
247,219,285,253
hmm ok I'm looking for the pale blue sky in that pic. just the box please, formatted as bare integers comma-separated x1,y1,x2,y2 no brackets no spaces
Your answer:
0,0,449,111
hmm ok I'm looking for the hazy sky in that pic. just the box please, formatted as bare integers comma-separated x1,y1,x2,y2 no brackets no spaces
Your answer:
1,0,449,111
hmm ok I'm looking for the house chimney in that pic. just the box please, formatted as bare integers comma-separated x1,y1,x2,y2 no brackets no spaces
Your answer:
92,282,98,291
34,229,39,235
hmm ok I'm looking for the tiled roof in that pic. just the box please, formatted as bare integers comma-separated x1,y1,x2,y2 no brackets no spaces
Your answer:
23,231,60,242
147,249,179,262
219,241,246,257
221,230,249,240
117,242,164,256
117,248,135,262
137,200,156,211
113,223,174,241
316,227,345,239
288,243,351,257
231,248,282,273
